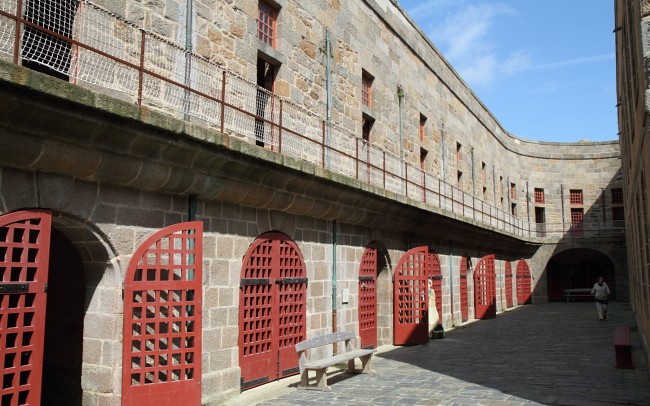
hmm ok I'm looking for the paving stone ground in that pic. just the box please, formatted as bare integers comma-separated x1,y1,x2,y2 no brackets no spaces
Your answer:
223,302,650,406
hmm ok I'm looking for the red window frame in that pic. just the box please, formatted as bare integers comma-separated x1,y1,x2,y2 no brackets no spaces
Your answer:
258,1,277,47
570,208,584,225
362,73,372,107
534,188,544,204
510,183,516,199
569,189,583,205
611,188,623,204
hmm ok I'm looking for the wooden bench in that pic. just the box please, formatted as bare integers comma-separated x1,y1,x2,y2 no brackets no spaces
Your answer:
295,331,375,391
614,325,633,369
563,288,593,302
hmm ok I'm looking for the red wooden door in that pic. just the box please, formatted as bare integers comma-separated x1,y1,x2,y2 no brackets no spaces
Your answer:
0,211,52,406
505,262,513,308
239,233,306,390
429,253,442,321
358,246,377,349
393,247,430,345
459,257,468,321
516,260,532,305
122,222,203,406
474,255,496,319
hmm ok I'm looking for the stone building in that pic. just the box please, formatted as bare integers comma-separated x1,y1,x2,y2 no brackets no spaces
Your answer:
0,0,625,404
614,0,650,378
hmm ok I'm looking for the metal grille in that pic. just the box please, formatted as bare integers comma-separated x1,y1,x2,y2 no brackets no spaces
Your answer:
393,247,429,345
459,257,468,321
569,189,583,205
534,188,545,204
0,210,52,406
358,246,377,349
474,255,496,319
239,233,306,389
516,260,532,305
428,253,442,319
122,222,203,406
505,261,513,308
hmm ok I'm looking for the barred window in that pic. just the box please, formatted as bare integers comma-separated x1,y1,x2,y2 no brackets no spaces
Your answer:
510,183,516,199
612,206,624,221
534,188,545,204
611,188,623,204
569,189,583,205
570,208,584,224
258,1,277,47
362,71,373,107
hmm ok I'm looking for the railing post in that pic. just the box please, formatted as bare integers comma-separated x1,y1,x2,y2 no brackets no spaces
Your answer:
383,151,386,189
278,99,283,153
404,162,408,198
220,71,226,134
13,0,22,64
439,179,442,209
322,120,326,168
356,138,359,181
423,171,426,204
137,30,146,106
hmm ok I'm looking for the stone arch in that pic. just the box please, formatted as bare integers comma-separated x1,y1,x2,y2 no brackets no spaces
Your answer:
546,248,617,301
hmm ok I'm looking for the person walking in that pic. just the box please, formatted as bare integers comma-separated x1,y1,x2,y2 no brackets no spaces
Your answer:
591,276,611,321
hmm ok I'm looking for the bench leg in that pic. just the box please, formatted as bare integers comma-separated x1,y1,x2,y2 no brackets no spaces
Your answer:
300,369,309,388
345,355,375,374
315,368,331,391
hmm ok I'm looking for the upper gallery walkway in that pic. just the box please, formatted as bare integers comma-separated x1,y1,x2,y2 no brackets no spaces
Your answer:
0,0,624,242
227,301,650,406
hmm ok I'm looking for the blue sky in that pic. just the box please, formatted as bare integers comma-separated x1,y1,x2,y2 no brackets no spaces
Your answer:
399,0,617,143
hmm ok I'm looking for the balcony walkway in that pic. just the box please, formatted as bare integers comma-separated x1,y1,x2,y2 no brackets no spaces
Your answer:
226,302,650,406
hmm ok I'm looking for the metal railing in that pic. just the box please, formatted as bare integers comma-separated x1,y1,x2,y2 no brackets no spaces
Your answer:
0,0,625,241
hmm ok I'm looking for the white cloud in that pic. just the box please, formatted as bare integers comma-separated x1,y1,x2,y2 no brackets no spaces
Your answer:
531,53,615,70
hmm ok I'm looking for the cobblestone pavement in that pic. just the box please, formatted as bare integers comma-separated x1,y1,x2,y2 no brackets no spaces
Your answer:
224,302,650,406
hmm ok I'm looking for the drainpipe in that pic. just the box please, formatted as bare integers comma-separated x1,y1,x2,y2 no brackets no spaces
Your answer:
183,0,194,121
325,30,332,168
397,85,405,193
441,123,446,179
470,147,475,196
332,220,337,334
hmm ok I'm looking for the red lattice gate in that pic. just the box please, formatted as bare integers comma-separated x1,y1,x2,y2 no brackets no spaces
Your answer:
393,247,432,345
459,257,468,321
516,260,532,305
358,246,377,349
239,233,306,390
0,210,52,406
474,255,496,319
505,262,513,308
122,222,203,406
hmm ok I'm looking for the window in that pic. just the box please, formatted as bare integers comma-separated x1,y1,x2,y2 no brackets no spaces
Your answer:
570,208,584,225
456,143,462,166
612,206,624,221
258,1,277,47
569,189,583,205
511,203,517,216
510,183,516,199
419,114,427,141
420,148,428,170
362,71,373,108
534,188,545,204
481,162,486,185
611,188,623,204
535,207,545,223
22,0,80,80
362,114,374,142
255,57,276,147
457,170,463,187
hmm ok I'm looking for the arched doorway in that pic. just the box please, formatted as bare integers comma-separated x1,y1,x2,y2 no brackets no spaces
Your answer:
504,261,513,308
393,247,440,345
546,248,616,301
238,232,307,390
358,242,388,349
516,260,532,305
41,228,85,405
473,255,496,319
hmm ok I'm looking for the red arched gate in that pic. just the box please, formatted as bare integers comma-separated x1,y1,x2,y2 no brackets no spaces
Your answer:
459,257,469,322
122,222,203,406
474,255,496,319
516,260,532,305
505,262,513,308
358,245,378,349
238,233,306,389
0,210,52,406
393,247,440,345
